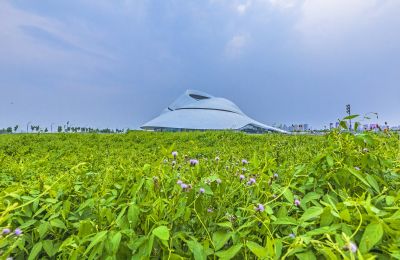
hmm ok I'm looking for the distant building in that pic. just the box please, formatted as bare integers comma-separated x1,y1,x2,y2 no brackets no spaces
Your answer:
141,90,287,133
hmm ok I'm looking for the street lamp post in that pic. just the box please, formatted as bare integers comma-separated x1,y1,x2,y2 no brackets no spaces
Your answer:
346,104,351,130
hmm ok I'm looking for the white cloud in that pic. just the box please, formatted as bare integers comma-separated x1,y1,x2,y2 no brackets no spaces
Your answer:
0,1,113,71
225,34,249,58
236,1,252,15
295,0,400,49
268,0,296,9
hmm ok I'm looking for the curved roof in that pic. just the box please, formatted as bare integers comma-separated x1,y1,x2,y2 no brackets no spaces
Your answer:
142,90,287,133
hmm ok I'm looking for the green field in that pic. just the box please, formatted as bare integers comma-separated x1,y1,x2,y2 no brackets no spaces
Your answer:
1,131,399,259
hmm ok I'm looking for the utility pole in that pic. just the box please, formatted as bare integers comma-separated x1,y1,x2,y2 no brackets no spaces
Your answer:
346,104,351,130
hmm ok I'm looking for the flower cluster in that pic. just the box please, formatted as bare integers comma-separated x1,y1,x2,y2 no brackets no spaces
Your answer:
247,178,256,185
1,227,22,236
189,159,199,166
177,180,191,190
255,203,264,212
343,242,358,253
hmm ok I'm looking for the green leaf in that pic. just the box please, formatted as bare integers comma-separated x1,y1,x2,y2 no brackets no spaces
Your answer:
320,207,334,226
283,188,294,204
339,209,351,222
300,206,323,222
142,164,151,174
306,226,338,237
359,222,384,253
347,167,371,188
365,175,380,193
212,231,231,251
339,121,348,129
215,244,242,260
187,240,207,260
354,122,360,131
37,222,51,238
78,220,95,238
302,192,322,205
217,222,233,229
296,250,317,260
28,242,42,260
246,241,268,258
152,226,170,241
43,240,57,257
111,232,122,254
19,219,37,229
127,204,140,228
84,231,108,255
344,114,359,120
50,218,67,230
318,247,338,259
326,155,334,167
273,217,297,225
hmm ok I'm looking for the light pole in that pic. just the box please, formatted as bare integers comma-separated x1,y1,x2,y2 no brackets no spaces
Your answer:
346,104,351,130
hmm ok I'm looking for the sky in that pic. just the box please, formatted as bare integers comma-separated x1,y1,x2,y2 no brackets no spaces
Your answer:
1,0,399,131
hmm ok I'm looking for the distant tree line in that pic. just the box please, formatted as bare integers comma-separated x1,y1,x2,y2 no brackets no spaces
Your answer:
0,124,127,134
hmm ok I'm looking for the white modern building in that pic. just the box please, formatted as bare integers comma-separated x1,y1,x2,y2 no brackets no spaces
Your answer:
141,90,287,133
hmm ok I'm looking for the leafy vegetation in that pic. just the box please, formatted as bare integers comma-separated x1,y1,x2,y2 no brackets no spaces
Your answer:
0,130,399,259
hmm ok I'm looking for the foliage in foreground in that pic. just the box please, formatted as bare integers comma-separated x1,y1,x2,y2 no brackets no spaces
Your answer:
0,131,400,259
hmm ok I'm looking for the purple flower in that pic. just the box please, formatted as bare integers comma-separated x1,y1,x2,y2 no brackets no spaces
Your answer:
239,174,245,181
247,178,256,185
349,242,358,253
177,180,183,185
207,208,213,213
344,242,358,253
199,188,205,194
273,173,279,179
190,159,199,166
172,151,178,158
255,204,264,212
242,159,248,165
14,228,22,236
180,183,188,189
2,228,11,235
294,199,301,207
289,233,295,239
216,178,222,184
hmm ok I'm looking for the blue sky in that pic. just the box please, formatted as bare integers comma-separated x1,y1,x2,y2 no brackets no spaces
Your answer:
1,0,399,130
